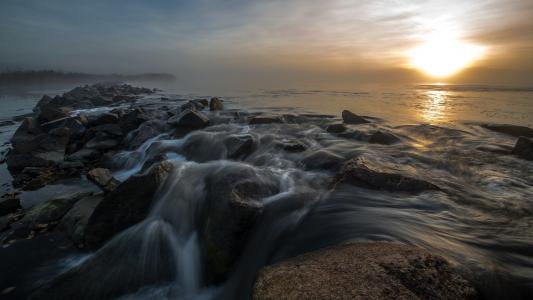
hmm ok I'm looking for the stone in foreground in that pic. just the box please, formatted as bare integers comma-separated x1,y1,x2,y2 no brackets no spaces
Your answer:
253,242,478,300
511,136,533,161
342,110,370,124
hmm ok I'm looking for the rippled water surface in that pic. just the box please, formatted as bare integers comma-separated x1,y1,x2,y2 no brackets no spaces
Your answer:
1,82,533,299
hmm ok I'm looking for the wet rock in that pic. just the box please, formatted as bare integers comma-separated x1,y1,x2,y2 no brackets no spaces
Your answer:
168,109,209,129
48,126,70,137
300,150,345,171
89,112,119,126
249,116,283,125
225,134,255,159
482,124,533,138
41,116,86,139
342,110,370,124
118,108,150,133
34,95,52,111
127,122,162,149
326,123,347,133
511,136,533,160
20,192,91,228
85,161,173,248
334,155,438,193
279,141,307,153
6,153,55,173
0,197,20,216
66,148,100,162
209,97,224,111
181,100,206,111
87,168,120,192
37,104,72,123
196,98,209,107
203,166,279,282
368,131,401,145
253,242,478,300
13,167,56,191
91,123,124,137
59,194,103,246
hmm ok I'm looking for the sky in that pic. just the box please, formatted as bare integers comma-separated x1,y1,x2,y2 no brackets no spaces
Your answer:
1,0,533,89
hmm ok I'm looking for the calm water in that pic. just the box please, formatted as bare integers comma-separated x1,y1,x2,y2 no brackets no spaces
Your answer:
1,82,533,299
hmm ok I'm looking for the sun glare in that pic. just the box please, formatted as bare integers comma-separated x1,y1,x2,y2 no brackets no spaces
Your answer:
409,37,485,78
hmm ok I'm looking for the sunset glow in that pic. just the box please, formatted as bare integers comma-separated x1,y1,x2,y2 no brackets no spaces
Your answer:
409,37,485,78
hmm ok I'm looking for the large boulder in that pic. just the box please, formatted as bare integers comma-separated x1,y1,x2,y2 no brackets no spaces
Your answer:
202,166,279,282
342,110,370,124
88,112,119,126
334,156,438,193
59,194,104,246
368,131,401,145
482,124,533,138
511,136,533,160
37,104,72,123
209,97,224,111
118,108,151,133
20,192,91,228
253,242,478,300
168,109,209,129
87,168,120,192
300,150,345,171
224,134,256,159
41,116,86,139
84,161,173,248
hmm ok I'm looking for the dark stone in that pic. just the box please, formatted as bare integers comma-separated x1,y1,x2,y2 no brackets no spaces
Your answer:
127,122,162,149
37,104,72,123
209,97,224,111
368,131,401,145
6,153,55,173
482,124,533,138
20,192,91,228
511,136,533,160
0,197,20,216
87,168,120,192
300,150,345,171
342,110,370,124
41,117,86,139
168,109,209,129
13,167,55,191
249,116,283,125
202,166,279,282
89,112,119,126
326,123,347,133
279,141,307,153
92,124,124,137
59,194,104,246
48,127,70,137
118,108,151,133
84,161,173,248
225,134,255,159
253,242,479,300
334,155,438,193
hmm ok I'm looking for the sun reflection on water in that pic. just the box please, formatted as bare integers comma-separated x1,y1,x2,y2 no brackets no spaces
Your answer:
420,90,449,123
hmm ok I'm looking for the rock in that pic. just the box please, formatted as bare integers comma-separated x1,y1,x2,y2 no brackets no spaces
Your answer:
118,108,150,133
225,134,255,159
511,136,533,160
482,124,533,138
209,97,224,111
34,95,52,110
203,166,279,282
13,167,56,191
91,123,124,137
89,112,119,126
181,100,206,111
279,141,307,153
6,153,54,173
66,148,100,162
84,136,119,150
0,197,20,216
127,123,161,149
168,109,209,129
249,116,283,125
41,116,86,139
59,194,103,246
87,168,120,192
300,150,345,171
20,192,91,228
253,242,478,300
85,161,173,248
342,110,370,124
48,126,70,137
37,104,72,123
196,98,209,107
326,123,347,133
334,156,438,193
368,131,401,145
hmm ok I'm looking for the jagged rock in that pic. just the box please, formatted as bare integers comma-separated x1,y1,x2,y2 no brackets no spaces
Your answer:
368,131,401,145
37,104,72,123
91,124,124,137
202,165,279,282
41,116,86,139
87,168,120,192
300,150,345,171
118,108,150,132
279,141,307,153
196,98,209,107
48,126,70,137
10,117,45,153
249,116,283,125
6,153,54,172
482,124,533,138
59,194,104,246
127,122,162,149
342,110,370,124
225,134,255,159
89,112,119,126
253,242,478,300
326,123,347,133
511,136,533,160
168,109,209,129
34,95,52,111
84,161,173,248
334,156,438,193
20,192,91,228
209,97,224,111
181,100,206,111
0,197,20,216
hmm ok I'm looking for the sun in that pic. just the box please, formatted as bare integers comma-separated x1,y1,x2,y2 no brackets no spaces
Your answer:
408,37,485,78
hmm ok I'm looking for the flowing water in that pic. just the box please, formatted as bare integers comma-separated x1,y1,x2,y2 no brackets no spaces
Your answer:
1,82,533,299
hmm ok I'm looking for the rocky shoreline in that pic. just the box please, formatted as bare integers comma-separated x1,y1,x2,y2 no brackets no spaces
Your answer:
1,83,533,299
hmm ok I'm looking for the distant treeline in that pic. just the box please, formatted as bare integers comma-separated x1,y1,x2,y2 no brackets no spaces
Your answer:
0,70,175,85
